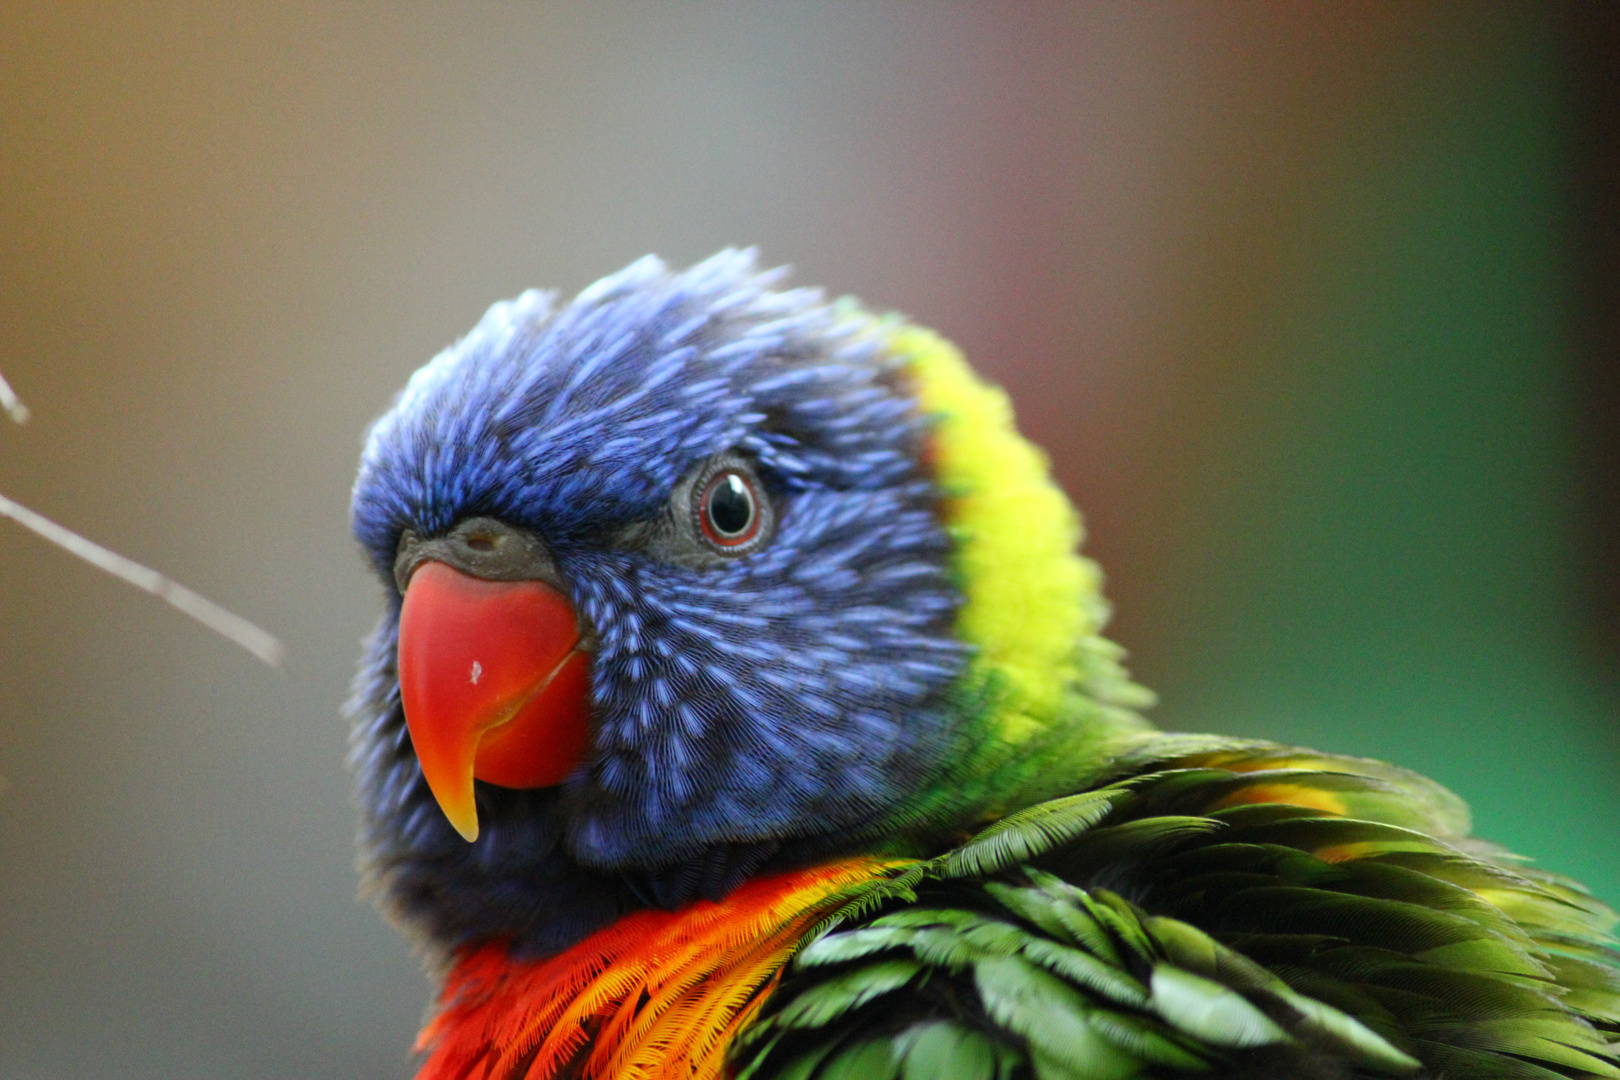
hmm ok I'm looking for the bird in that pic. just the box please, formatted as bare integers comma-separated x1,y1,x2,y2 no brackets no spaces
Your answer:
348,250,1620,1080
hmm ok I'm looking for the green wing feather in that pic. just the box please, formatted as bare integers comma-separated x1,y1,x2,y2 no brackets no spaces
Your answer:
733,738,1620,1080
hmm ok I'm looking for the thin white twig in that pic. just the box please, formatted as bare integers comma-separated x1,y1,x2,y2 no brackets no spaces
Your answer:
0,369,30,424
0,490,286,668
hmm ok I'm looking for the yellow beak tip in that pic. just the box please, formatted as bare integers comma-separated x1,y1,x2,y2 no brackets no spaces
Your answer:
445,804,480,843
422,772,481,842
415,758,481,842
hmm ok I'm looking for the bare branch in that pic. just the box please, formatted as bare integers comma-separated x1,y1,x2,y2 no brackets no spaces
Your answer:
0,369,30,424
0,490,286,668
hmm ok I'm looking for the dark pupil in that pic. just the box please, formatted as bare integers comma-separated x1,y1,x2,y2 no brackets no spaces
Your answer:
708,475,754,536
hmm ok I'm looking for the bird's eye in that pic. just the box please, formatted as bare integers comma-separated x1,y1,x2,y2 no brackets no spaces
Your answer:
624,454,775,564
699,470,762,548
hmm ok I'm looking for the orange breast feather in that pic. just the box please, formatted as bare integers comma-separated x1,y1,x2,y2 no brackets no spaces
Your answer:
414,858,902,1080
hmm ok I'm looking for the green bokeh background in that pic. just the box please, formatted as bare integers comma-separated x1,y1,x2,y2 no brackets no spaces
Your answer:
1120,9,1620,905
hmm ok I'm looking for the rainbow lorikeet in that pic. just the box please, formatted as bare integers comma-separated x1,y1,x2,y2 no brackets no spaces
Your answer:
349,252,1620,1080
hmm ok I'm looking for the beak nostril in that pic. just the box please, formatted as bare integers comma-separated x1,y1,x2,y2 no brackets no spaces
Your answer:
397,518,560,593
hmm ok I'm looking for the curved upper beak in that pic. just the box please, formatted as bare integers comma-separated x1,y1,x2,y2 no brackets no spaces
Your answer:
396,560,592,841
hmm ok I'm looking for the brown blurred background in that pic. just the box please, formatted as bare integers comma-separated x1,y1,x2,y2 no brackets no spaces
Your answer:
1,4,1615,1077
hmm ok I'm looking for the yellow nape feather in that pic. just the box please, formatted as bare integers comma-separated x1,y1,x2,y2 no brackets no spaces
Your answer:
889,324,1121,744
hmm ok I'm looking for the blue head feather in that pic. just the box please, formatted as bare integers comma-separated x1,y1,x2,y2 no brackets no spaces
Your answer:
349,251,971,952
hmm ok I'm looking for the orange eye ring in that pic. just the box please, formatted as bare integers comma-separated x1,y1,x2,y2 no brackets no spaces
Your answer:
699,470,762,548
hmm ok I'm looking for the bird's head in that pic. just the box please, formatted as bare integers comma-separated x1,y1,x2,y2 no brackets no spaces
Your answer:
349,251,1149,955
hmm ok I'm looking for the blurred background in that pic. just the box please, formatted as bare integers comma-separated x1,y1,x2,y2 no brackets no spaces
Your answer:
1,3,1616,1077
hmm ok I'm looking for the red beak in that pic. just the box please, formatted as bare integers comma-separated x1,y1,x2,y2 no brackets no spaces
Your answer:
396,561,592,841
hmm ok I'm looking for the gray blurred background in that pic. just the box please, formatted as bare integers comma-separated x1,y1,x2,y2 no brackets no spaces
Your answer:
2,4,1616,1078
